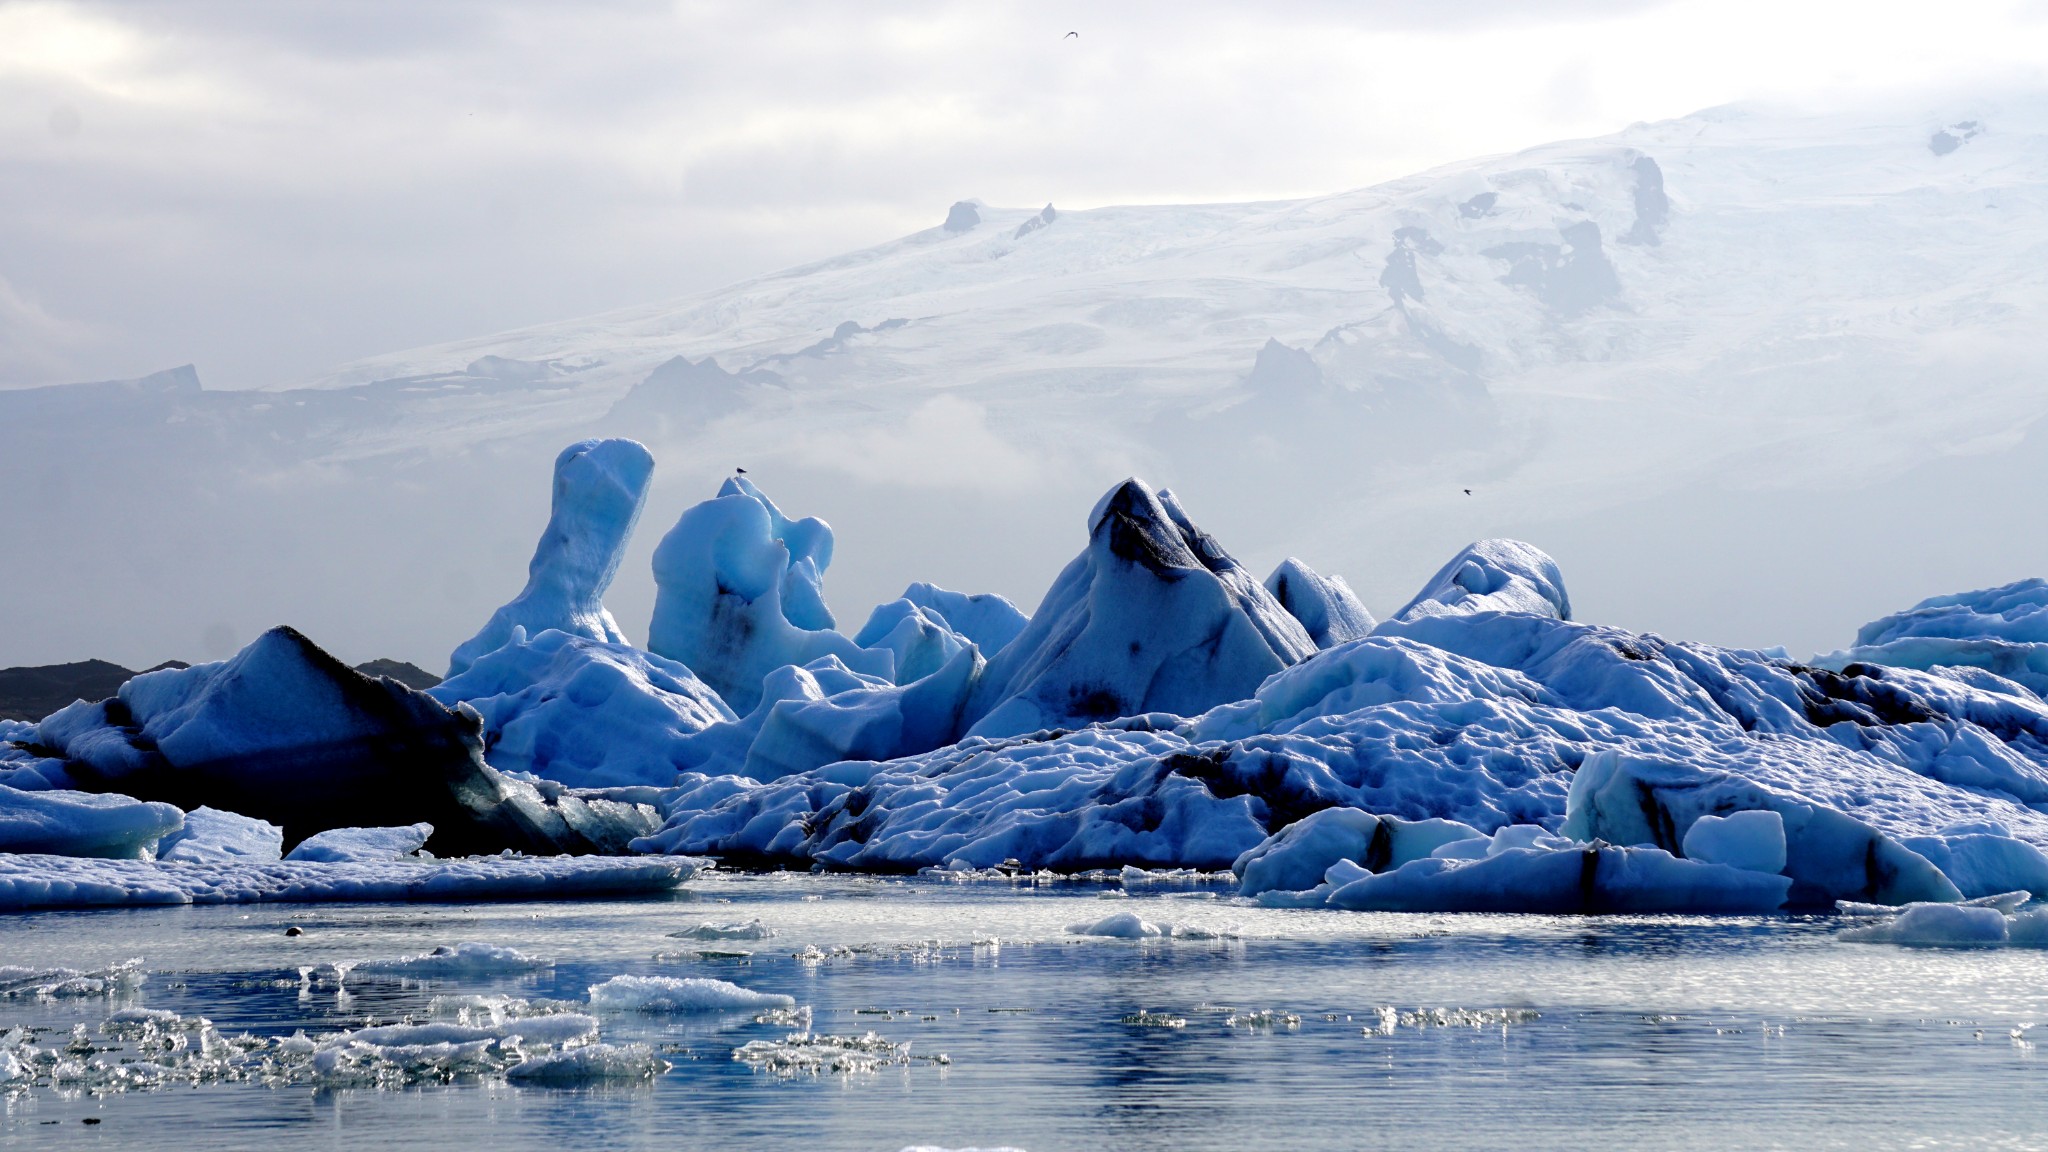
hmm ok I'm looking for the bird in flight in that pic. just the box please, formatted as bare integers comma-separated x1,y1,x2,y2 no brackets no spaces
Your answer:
1462,488,1472,495
1065,31,1078,38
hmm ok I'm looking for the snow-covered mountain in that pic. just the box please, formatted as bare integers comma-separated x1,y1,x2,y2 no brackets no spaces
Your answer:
5,94,2048,669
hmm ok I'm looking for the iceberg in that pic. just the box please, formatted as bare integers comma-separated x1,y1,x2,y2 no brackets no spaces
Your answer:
1322,837,1792,913
886,581,1030,657
26,626,660,857
642,570,2048,895
446,439,656,678
646,477,891,712
1814,577,2048,697
1264,558,1377,649
1561,751,1962,906
854,599,972,685
0,786,182,859
1387,539,1571,623
431,628,735,788
964,479,1314,738
1232,808,1481,898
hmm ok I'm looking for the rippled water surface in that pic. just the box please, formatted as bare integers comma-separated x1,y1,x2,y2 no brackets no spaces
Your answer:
4,871,2046,1151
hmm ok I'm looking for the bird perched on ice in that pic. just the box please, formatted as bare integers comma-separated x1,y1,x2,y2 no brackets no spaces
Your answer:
736,467,748,474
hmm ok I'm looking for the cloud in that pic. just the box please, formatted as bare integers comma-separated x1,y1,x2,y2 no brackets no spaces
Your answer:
0,1,2044,389
789,395,1045,491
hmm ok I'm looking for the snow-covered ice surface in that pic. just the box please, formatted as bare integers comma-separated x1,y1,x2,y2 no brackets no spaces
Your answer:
1,873,2046,1150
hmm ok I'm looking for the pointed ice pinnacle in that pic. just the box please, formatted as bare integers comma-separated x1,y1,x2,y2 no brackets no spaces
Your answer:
1264,558,1376,649
1389,539,1571,624
646,477,890,713
447,439,655,678
964,478,1315,737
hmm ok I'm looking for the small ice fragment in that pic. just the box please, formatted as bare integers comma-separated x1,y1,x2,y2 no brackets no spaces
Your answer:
586,974,795,1012
1066,911,1162,938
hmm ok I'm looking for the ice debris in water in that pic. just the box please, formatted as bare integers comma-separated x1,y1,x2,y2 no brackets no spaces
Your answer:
733,1030,941,1076
1120,1011,1187,1028
353,943,554,977
1362,1007,1542,1036
1839,900,2048,948
0,1006,612,1093
0,959,144,1000
668,919,774,940
585,974,795,1012
503,1042,667,1084
1225,1009,1302,1030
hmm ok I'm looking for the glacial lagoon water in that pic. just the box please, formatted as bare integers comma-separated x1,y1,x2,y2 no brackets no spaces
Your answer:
4,871,2046,1151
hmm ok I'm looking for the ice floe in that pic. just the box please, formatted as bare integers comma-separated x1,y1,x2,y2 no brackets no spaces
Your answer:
285,822,434,862
354,943,553,977
0,852,694,910
586,974,795,1012
0,785,182,859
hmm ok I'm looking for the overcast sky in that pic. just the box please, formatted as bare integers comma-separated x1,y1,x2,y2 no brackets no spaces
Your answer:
5,0,2048,390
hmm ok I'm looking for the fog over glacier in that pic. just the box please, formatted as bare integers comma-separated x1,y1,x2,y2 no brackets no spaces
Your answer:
4,2,2048,670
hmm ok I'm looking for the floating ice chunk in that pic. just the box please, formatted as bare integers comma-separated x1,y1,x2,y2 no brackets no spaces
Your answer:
156,806,282,864
507,1042,667,1083
1326,843,1790,913
734,1029,918,1075
647,477,891,712
966,479,1314,737
286,823,433,862
2009,908,2048,946
1264,558,1376,649
1388,539,1571,623
0,852,694,911
0,785,182,859
446,439,656,678
355,943,553,977
1681,810,1787,875
432,628,734,788
1901,831,2048,898
1066,910,1164,938
1562,751,1960,906
669,919,774,941
1840,903,2012,947
586,974,795,1012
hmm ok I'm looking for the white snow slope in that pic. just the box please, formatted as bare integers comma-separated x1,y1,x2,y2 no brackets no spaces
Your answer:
4,94,2048,668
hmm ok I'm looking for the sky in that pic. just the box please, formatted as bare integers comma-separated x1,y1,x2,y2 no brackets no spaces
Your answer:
7,0,2048,391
